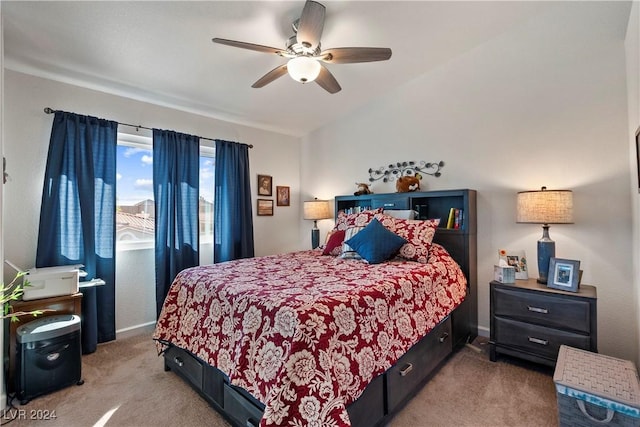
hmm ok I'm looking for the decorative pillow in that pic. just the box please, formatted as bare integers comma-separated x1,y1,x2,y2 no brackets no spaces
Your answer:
375,213,440,263
340,226,365,260
383,209,417,220
344,219,407,264
322,229,346,256
334,208,383,231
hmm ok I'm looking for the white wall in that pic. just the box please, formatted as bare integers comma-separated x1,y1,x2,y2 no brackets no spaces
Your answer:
3,70,301,334
303,2,637,361
626,1,640,366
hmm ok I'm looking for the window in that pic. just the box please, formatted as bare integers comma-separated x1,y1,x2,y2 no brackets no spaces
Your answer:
199,143,215,264
115,130,215,261
116,132,154,249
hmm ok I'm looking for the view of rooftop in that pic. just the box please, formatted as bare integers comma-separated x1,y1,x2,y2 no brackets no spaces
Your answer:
116,143,214,243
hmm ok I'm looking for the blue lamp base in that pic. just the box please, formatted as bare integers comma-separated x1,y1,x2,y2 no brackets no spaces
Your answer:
311,222,320,249
537,225,555,284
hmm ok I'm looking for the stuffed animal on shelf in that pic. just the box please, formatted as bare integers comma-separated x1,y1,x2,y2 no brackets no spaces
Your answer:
395,174,422,192
354,182,373,196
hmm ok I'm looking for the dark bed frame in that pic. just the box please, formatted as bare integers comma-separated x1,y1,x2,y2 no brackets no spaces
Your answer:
162,189,477,427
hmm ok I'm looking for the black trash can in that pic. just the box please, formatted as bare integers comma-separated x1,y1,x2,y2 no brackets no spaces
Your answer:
16,314,83,404
79,278,105,354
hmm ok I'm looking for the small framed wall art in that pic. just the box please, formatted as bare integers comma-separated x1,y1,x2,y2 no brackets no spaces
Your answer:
258,174,272,196
498,249,528,280
547,257,580,292
257,199,274,216
276,186,290,206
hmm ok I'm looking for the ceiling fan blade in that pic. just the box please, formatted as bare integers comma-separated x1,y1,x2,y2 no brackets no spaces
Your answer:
252,64,289,88
315,64,341,94
320,47,392,64
296,0,325,51
212,38,285,55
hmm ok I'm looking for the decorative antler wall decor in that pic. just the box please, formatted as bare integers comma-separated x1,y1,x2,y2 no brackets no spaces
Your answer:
368,160,444,183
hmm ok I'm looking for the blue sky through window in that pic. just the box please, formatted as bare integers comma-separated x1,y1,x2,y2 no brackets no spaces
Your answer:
116,145,215,210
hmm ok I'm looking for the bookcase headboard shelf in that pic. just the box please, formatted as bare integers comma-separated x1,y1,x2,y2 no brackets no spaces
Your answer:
335,189,476,234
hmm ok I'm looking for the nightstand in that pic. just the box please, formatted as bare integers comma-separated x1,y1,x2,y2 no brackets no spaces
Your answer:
5,293,83,392
489,278,597,367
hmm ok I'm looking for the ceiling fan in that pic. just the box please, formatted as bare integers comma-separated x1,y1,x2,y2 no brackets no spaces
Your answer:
212,0,392,94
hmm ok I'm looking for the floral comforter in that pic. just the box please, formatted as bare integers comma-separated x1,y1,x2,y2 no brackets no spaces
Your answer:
153,244,467,427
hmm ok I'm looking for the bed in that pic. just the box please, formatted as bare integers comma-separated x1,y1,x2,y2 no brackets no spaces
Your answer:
154,189,477,427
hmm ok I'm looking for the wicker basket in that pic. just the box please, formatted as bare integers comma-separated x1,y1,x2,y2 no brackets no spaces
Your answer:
554,345,640,427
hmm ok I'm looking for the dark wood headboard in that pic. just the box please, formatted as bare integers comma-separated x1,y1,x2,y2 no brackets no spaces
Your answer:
334,189,477,346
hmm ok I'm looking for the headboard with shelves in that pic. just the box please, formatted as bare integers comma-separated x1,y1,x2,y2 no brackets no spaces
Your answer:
334,189,478,346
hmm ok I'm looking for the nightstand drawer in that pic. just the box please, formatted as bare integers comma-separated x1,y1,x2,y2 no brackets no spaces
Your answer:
493,287,591,334
493,317,591,360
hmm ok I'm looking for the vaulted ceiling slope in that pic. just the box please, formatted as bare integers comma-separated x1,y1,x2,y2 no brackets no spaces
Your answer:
2,1,632,137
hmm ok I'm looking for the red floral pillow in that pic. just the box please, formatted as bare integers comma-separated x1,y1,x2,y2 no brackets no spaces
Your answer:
374,213,440,263
334,208,383,231
322,229,346,256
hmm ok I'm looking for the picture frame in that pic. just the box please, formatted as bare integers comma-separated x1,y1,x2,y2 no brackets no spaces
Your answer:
257,199,274,216
257,174,272,196
635,126,640,193
276,186,290,206
498,249,528,280
547,257,580,292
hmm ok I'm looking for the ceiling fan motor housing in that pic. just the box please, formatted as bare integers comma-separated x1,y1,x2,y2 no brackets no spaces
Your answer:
286,35,320,56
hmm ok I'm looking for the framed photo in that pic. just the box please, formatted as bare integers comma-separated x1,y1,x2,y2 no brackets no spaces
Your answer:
276,186,290,206
636,127,640,193
257,174,272,196
498,249,528,280
257,199,274,216
547,257,580,292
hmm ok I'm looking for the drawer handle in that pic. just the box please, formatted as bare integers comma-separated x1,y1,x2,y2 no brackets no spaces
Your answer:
527,305,548,314
174,356,184,367
399,363,413,377
383,203,396,207
528,337,549,346
439,332,449,343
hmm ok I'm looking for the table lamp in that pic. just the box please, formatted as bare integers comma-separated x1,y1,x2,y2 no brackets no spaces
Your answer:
517,187,573,283
303,198,331,249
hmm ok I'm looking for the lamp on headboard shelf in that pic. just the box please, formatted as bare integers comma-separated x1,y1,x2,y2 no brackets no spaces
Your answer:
303,198,331,249
517,186,573,284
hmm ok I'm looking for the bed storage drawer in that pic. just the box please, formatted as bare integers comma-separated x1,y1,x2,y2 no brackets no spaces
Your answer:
347,374,384,427
164,346,204,391
223,384,264,427
203,364,226,408
386,316,452,413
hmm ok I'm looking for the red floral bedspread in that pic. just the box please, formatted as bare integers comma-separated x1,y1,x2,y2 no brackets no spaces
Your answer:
153,244,467,427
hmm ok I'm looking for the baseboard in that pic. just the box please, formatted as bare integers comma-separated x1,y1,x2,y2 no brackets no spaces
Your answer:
477,325,490,337
115,321,155,340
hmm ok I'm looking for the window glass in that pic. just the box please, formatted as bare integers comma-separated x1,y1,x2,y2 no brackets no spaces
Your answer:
115,131,215,258
116,135,154,249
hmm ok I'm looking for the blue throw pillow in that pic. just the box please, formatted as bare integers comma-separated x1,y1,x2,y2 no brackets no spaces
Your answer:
344,218,407,264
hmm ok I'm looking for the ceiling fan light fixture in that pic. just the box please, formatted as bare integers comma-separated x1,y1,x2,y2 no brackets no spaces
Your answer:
287,56,321,83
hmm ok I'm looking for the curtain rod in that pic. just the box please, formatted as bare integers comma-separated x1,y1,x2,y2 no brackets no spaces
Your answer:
43,107,253,148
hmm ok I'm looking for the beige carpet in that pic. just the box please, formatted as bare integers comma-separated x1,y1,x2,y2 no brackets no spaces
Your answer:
3,333,558,427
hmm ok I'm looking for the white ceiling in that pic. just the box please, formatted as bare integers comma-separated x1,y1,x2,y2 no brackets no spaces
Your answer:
2,1,632,137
